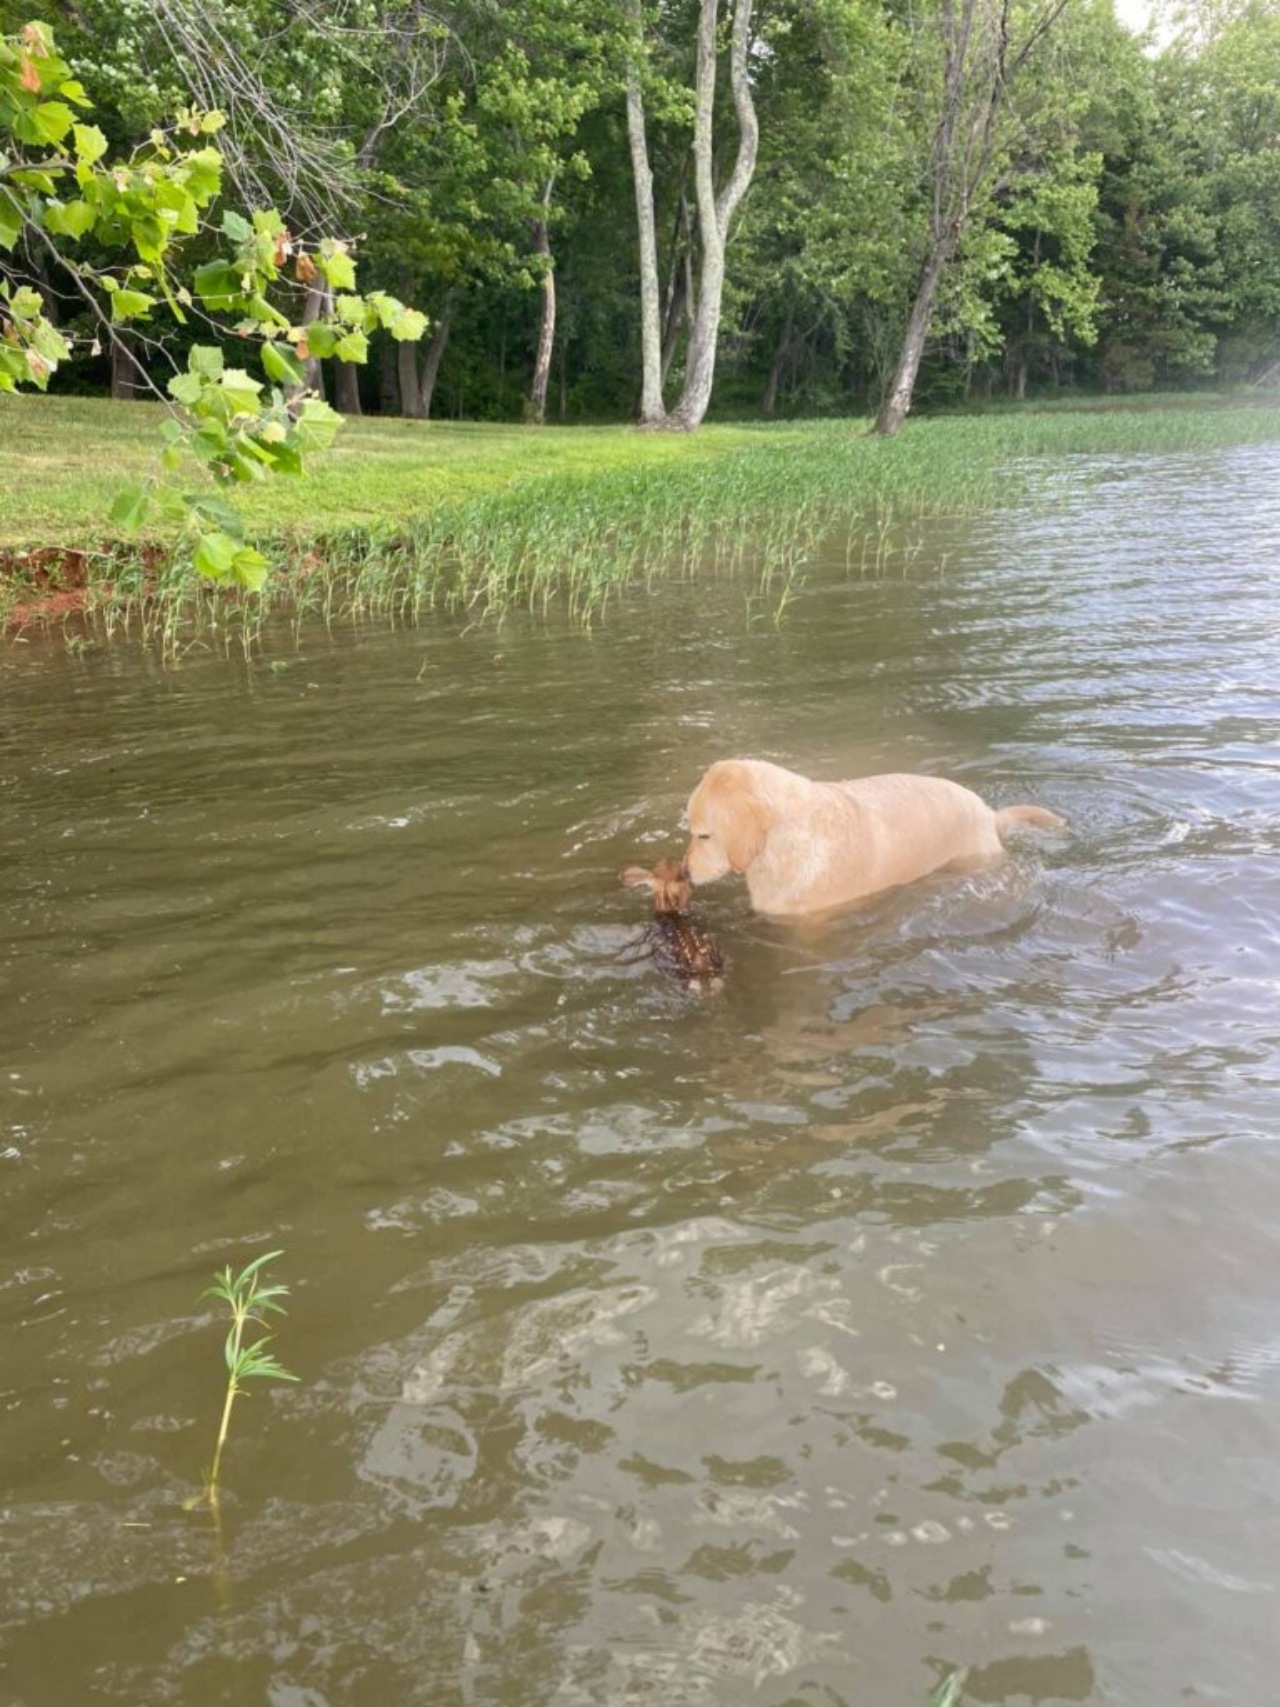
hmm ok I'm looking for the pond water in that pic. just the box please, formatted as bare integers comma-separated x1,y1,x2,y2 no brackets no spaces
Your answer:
3,440,1279,1707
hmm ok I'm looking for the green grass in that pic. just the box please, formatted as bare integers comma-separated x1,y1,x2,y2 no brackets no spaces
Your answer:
3,392,1279,648
0,394,786,548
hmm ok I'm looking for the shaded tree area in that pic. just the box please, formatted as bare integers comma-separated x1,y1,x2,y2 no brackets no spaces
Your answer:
7,0,1279,429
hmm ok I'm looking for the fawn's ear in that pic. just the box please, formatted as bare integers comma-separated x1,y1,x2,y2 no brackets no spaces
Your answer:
620,866,656,890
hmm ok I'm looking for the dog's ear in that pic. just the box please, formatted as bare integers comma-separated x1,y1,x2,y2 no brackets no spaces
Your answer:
719,790,769,873
620,866,656,890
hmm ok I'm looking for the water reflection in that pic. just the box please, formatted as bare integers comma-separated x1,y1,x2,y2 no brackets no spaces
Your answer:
3,440,1280,1704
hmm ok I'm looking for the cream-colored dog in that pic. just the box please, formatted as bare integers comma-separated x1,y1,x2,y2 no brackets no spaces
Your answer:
684,759,1064,917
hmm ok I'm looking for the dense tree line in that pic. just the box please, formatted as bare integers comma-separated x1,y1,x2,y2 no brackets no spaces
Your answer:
6,0,1278,429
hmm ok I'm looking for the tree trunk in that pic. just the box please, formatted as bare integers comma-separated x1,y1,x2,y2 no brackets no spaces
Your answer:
657,172,691,388
379,337,399,415
625,0,667,425
398,339,426,418
665,0,758,432
334,357,362,416
873,0,1070,436
660,266,689,391
659,181,694,390
527,179,556,425
419,311,452,419
529,262,556,425
874,244,949,436
109,331,144,400
300,280,328,399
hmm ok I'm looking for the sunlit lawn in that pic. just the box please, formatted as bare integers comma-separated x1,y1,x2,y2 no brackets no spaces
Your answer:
2,390,1277,563
0,394,791,549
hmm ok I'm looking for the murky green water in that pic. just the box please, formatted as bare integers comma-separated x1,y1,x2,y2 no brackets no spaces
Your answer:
3,442,1280,1706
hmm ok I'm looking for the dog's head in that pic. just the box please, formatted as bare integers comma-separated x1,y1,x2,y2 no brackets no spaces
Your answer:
621,857,692,913
684,761,772,886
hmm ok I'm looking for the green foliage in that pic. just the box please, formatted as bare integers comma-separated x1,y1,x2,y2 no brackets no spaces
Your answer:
2,0,1277,450
927,1670,968,1707
188,1249,297,1510
1,18,424,587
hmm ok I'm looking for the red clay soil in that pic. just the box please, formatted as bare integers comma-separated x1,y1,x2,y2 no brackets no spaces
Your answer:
1,543,167,631
3,537,333,632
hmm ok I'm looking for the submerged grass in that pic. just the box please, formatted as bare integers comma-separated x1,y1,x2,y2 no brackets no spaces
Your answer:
3,393,1279,650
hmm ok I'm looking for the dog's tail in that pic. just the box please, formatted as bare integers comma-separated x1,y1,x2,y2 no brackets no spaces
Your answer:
996,803,1066,838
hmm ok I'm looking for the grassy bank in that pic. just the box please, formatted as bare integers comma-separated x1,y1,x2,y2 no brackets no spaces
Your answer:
3,392,1279,644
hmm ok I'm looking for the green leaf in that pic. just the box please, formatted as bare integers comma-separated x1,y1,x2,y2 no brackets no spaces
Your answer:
32,101,75,144
318,249,356,291
72,123,107,165
182,147,222,202
188,494,244,535
0,189,22,251
168,371,204,406
300,322,337,359
238,434,276,466
191,419,229,462
334,293,368,327
258,438,303,477
110,289,157,322
31,320,70,365
193,530,240,583
233,1250,286,1285
221,210,253,244
10,169,58,194
109,483,150,532
43,198,95,239
928,1670,968,1707
390,306,428,342
227,449,268,483
239,294,290,329
261,341,304,387
153,181,200,237
23,348,53,388
334,329,367,364
9,285,44,320
193,260,243,310
129,213,167,264
291,398,341,451
231,545,270,592
218,368,263,417
189,345,225,381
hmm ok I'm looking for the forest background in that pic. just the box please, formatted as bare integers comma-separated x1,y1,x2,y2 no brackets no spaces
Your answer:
4,0,1277,436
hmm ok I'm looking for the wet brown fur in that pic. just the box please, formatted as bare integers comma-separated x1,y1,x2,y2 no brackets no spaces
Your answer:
620,858,724,983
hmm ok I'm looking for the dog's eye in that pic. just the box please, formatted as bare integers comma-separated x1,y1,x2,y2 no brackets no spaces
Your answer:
695,833,711,840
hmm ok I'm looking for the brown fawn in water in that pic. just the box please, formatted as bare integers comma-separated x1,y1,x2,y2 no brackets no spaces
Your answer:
620,858,724,984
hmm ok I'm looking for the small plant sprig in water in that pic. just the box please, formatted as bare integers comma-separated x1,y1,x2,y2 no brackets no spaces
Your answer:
187,1249,298,1511
928,1667,968,1707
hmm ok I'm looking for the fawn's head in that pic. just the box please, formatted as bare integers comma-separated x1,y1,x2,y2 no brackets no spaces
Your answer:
620,857,692,914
